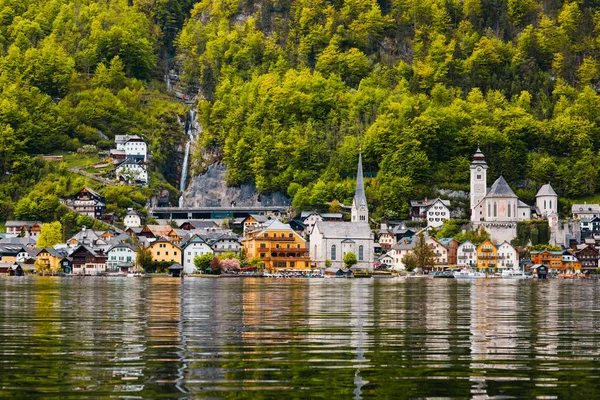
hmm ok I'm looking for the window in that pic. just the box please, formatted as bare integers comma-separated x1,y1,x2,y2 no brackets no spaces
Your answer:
260,243,266,248
260,253,265,258
157,251,160,256
331,245,337,260
493,202,497,217
359,245,364,261
508,203,511,218
166,251,169,256
544,200,547,209
477,174,481,180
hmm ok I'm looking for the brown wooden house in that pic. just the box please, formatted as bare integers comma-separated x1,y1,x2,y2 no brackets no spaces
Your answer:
71,245,107,276
575,245,599,273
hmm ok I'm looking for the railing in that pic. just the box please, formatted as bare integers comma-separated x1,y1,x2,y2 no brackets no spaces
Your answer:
481,247,494,252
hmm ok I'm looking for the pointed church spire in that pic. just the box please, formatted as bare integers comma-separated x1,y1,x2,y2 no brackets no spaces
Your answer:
352,152,368,223
354,152,366,204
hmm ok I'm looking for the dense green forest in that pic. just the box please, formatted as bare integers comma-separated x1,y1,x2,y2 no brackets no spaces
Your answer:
178,0,600,219
0,0,195,222
2,0,600,223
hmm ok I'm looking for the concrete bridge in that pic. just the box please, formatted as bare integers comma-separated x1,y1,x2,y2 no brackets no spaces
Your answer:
149,206,290,220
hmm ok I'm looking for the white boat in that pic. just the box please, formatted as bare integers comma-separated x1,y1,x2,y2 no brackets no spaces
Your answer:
501,270,532,279
453,270,486,279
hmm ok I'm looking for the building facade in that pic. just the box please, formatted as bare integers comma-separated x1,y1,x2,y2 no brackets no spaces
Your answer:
244,221,310,271
182,235,213,274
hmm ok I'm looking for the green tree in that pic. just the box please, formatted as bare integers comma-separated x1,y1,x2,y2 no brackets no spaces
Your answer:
344,252,358,269
36,221,62,248
401,253,417,272
413,232,436,270
194,253,214,273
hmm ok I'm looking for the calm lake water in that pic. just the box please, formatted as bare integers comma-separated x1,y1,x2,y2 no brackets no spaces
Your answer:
1,277,600,398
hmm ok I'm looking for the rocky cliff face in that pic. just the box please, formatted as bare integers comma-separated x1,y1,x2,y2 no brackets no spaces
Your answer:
180,163,291,208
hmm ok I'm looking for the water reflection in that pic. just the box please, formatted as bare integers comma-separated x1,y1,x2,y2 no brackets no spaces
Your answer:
3,277,600,397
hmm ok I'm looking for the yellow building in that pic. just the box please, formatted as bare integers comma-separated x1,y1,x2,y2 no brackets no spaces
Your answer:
244,220,310,272
148,240,181,263
476,239,497,270
36,248,63,270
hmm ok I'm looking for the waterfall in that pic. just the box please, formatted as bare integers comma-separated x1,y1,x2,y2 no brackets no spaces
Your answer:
178,110,196,207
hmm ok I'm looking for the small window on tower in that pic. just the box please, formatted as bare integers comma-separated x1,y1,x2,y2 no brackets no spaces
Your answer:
477,175,482,180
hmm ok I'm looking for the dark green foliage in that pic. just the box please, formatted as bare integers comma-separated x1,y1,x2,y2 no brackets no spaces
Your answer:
514,221,551,247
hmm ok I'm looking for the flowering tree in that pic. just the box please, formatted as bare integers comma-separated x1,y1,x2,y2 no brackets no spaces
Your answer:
221,258,241,272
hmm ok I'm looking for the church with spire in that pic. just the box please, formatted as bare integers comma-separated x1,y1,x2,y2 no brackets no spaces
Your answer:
310,153,375,271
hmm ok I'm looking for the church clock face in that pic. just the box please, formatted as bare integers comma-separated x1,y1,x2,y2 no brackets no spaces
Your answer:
360,205,366,211
476,167,481,172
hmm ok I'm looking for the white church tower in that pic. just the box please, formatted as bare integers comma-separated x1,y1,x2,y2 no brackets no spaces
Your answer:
470,147,488,215
351,153,369,223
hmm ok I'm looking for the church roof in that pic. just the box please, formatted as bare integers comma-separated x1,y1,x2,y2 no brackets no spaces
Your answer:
471,147,487,165
314,221,372,239
353,153,367,207
536,184,557,197
486,176,517,198
518,200,530,208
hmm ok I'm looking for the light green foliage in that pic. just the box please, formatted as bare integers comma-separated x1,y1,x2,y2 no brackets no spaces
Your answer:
344,252,358,269
194,253,214,273
36,221,63,248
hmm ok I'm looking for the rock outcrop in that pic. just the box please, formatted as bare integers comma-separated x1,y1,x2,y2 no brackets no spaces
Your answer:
181,163,291,208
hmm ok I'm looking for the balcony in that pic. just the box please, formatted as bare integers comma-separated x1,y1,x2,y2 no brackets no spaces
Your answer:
481,247,493,252
257,236,296,241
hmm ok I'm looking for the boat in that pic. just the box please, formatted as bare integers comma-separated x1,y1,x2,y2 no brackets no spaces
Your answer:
432,272,455,279
453,269,486,279
501,269,532,279
351,269,373,278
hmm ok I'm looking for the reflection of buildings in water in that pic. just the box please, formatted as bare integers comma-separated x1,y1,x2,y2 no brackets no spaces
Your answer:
423,280,453,360
350,280,373,400
469,281,522,398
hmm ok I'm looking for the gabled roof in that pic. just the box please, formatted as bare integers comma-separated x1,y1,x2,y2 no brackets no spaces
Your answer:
5,221,42,227
572,204,600,214
79,187,103,200
314,221,372,240
486,176,517,198
518,200,530,208
107,243,136,252
536,184,557,197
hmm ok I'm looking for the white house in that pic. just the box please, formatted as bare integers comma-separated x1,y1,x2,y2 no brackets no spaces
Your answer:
457,241,477,268
116,159,148,184
106,243,137,272
379,252,394,266
182,235,213,274
123,137,147,161
496,241,518,270
517,200,532,221
572,203,600,220
123,209,143,228
207,232,242,255
536,184,558,218
115,135,141,150
425,199,451,228
310,153,374,270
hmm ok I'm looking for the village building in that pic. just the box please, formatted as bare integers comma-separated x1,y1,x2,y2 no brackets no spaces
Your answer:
427,237,449,268
182,235,214,274
139,225,182,244
580,216,600,239
378,223,396,250
123,137,147,161
387,238,416,270
71,245,107,275
310,154,374,271
242,215,270,236
496,241,519,270
244,221,309,271
206,232,242,255
35,248,65,271
530,249,563,272
562,252,582,274
575,244,599,273
148,240,181,264
301,211,343,234
456,241,477,268
572,203,600,220
5,221,43,238
438,238,459,266
476,239,498,271
410,198,451,228
0,245,28,263
71,188,106,219
106,243,137,273
179,220,218,230
116,158,148,185
122,209,143,229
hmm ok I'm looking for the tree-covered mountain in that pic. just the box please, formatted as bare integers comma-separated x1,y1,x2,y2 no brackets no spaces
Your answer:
2,0,600,223
177,0,600,219
0,0,195,221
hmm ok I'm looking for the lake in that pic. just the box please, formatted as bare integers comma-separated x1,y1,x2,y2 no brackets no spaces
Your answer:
1,277,600,398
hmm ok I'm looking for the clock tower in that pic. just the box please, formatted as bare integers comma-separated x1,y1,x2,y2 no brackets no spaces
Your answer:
352,152,369,223
470,147,488,213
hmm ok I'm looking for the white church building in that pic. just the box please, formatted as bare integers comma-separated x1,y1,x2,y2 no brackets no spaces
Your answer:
310,154,375,270
469,148,558,243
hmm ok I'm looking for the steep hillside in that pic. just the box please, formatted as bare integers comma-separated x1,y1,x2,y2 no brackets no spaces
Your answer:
0,0,195,221
177,0,600,219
